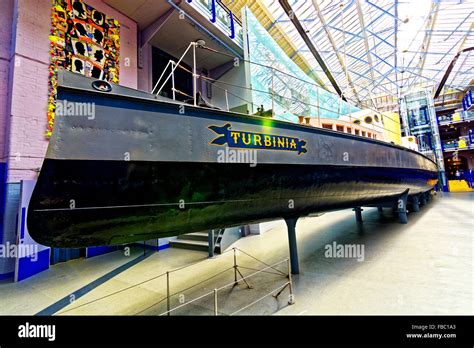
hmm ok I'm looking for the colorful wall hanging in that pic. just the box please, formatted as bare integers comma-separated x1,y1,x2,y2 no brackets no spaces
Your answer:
47,0,120,137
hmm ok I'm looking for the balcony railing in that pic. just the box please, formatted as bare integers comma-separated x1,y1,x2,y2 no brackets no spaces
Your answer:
438,110,474,126
442,135,474,152
188,0,244,47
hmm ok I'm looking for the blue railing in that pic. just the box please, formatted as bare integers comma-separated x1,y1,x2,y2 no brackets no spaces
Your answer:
187,0,244,47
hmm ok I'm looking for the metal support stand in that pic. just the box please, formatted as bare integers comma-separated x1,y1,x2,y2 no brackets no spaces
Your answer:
273,258,295,305
426,191,431,202
396,190,409,224
420,193,427,206
411,195,420,212
232,248,253,289
285,218,299,275
208,230,215,258
353,207,363,222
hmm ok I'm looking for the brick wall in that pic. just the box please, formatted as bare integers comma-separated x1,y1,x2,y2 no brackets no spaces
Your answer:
0,0,138,277
5,0,138,183
0,0,13,159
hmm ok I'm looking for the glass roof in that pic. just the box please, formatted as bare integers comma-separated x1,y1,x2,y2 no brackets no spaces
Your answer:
261,0,474,108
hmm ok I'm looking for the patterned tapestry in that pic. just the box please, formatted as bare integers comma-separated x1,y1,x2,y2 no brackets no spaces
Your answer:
47,0,120,137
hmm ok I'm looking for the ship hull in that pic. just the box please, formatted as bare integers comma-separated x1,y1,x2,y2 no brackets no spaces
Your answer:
27,71,438,247
29,159,436,247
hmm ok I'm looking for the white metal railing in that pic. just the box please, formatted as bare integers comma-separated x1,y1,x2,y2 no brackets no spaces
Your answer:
157,254,293,316
151,60,177,100
56,247,294,316
152,41,199,104
153,41,203,107
152,41,407,143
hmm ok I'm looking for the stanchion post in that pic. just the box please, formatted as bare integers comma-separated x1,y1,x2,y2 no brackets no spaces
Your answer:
166,271,171,316
233,247,238,285
287,258,295,305
214,289,218,316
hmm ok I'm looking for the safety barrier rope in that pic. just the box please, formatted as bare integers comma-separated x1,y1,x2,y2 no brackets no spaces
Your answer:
56,247,291,316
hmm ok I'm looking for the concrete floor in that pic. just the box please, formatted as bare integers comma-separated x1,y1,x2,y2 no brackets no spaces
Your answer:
0,192,472,315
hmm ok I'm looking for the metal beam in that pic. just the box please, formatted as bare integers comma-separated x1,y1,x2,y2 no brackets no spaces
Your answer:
448,50,472,89
409,1,439,90
278,0,347,100
342,3,396,47
311,0,361,105
432,22,474,91
138,7,175,69
355,0,377,109
209,60,235,80
434,46,474,99
399,5,440,90
139,7,175,49
394,0,399,98
309,2,358,45
366,0,404,22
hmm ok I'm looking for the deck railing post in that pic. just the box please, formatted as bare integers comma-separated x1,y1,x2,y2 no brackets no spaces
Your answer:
193,42,197,107
171,61,176,101
225,90,229,111
156,43,193,96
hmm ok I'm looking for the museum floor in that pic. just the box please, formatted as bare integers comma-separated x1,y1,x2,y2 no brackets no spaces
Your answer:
0,192,472,316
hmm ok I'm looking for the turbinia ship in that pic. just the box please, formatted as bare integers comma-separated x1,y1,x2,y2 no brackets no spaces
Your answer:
27,69,438,247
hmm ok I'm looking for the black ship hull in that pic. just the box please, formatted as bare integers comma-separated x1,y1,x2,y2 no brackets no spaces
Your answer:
27,71,438,247
29,159,437,247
